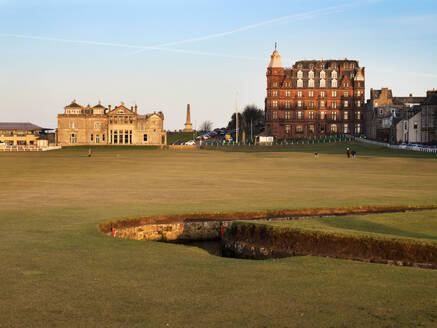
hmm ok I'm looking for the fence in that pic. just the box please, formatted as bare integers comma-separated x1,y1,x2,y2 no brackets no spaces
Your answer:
355,137,437,154
0,145,62,152
201,134,355,147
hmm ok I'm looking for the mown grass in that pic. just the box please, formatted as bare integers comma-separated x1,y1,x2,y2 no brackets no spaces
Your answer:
259,210,437,244
0,144,437,327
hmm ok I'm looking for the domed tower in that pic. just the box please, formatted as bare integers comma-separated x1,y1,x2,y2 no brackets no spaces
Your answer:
265,46,284,135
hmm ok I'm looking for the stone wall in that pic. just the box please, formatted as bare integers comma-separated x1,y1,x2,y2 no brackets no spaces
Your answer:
222,222,437,268
111,220,232,241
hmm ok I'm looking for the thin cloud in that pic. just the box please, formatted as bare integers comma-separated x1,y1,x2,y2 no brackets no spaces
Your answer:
130,0,381,55
0,0,382,60
0,33,263,60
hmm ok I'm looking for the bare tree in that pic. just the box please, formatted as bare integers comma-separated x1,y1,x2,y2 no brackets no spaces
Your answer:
199,120,213,132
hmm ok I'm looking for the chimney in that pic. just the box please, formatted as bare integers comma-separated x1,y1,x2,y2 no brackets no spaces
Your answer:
131,106,133,111
135,104,138,113
108,105,111,111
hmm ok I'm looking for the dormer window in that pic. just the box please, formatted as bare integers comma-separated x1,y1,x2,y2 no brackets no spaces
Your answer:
297,79,303,88
118,110,124,114
332,71,338,79
297,70,303,79
332,79,338,88
320,79,326,88
308,79,314,88
320,71,326,79
308,70,314,79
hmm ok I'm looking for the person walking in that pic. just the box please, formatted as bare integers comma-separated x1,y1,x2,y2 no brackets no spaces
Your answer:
346,147,350,158
351,150,356,158
88,148,92,157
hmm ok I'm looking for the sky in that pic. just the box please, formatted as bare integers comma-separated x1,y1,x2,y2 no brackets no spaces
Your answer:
0,0,436,130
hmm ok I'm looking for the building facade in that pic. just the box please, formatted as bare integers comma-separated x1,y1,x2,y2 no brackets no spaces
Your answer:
421,90,437,143
57,100,166,146
364,88,425,142
0,122,51,147
265,49,365,140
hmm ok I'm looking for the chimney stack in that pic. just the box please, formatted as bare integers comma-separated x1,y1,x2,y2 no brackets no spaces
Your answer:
135,104,138,113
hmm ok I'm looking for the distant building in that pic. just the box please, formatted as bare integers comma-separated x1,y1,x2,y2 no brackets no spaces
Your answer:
265,49,365,139
395,107,422,144
365,88,435,144
57,100,166,146
0,122,51,147
421,90,437,143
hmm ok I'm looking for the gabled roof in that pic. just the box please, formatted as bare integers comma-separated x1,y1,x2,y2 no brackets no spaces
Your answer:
0,122,46,130
108,103,135,115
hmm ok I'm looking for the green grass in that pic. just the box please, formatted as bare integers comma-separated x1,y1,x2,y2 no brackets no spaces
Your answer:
1,144,437,327
258,210,437,244
203,141,437,158
167,131,200,145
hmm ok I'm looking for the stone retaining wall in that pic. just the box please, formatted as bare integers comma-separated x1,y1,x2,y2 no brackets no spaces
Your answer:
111,220,233,241
222,223,437,268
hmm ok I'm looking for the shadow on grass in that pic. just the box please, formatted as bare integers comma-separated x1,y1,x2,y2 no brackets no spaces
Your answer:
323,217,437,241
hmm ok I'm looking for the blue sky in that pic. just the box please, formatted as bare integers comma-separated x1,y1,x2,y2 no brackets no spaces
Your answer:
1,0,436,130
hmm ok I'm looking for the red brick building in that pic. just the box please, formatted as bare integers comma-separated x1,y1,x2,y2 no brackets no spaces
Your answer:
265,49,365,139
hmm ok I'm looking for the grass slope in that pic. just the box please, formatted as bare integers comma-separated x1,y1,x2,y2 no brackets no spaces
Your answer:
0,144,437,327
260,210,437,244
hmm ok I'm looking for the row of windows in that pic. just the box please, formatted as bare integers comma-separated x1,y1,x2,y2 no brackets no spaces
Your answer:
90,134,105,143
109,116,134,124
269,81,362,89
296,70,337,79
270,100,362,108
269,111,361,120
283,123,361,134
110,130,133,144
295,62,355,70
69,132,148,144
269,90,363,98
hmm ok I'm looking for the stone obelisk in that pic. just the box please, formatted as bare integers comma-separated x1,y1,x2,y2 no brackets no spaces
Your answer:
183,104,194,132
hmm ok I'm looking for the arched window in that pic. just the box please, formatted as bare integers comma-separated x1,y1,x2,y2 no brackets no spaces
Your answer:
331,70,337,79
320,79,326,88
331,79,337,88
308,70,314,79
331,124,337,133
297,70,303,79
308,79,314,88
297,79,303,88
320,71,326,79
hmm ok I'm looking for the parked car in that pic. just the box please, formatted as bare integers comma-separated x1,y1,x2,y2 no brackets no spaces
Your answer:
184,140,196,145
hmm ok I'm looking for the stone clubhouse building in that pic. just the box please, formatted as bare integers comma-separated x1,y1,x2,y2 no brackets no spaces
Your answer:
57,100,166,146
265,49,365,139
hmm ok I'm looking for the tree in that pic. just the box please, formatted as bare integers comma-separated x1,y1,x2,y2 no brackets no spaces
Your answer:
199,120,213,132
227,105,264,140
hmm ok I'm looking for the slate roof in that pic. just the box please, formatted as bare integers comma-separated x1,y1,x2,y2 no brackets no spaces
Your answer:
0,122,45,130
393,97,425,105
65,100,82,108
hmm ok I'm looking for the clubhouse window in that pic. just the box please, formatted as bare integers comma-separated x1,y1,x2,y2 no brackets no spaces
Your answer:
143,134,148,142
296,125,303,133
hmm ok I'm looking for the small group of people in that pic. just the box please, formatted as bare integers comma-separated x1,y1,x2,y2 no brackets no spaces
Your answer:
346,147,357,158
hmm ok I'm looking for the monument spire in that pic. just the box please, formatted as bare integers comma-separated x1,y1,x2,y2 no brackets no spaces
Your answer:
183,104,194,132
